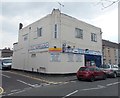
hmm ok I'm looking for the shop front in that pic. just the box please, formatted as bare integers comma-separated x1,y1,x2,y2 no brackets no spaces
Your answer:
85,54,102,67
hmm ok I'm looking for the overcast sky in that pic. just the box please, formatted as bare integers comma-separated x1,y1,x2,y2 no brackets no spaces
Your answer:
0,0,119,49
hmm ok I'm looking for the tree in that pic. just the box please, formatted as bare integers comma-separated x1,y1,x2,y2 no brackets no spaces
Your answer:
97,0,120,9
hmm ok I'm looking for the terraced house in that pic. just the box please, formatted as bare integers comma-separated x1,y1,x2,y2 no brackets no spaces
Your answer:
13,9,102,74
102,39,119,65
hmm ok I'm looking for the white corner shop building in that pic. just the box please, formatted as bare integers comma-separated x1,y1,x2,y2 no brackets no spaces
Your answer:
13,9,102,74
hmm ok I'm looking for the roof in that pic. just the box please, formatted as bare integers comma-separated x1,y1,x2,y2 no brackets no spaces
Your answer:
102,39,118,49
19,9,101,32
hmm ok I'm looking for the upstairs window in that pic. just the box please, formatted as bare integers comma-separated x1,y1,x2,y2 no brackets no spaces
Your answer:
37,27,42,37
75,28,83,39
23,34,28,41
54,24,57,38
91,33,97,42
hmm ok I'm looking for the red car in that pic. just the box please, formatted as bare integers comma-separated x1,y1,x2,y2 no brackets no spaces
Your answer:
76,66,107,82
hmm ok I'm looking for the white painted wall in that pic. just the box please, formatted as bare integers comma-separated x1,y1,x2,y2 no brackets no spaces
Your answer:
13,9,102,74
60,14,102,52
47,53,84,74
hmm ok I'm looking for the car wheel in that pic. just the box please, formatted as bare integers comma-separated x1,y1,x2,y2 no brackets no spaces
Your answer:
77,77,81,81
103,74,107,80
90,76,95,82
113,73,117,78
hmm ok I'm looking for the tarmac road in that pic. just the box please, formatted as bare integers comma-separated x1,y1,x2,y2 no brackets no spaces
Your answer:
1,70,120,97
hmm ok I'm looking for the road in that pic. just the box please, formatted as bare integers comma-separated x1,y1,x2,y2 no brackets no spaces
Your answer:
1,70,120,97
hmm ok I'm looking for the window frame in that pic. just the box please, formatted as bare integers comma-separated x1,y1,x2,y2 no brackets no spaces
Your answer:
91,33,97,42
37,27,42,37
54,24,57,39
75,28,83,39
23,34,28,41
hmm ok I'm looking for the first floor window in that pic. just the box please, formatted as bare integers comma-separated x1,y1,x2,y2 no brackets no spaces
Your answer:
37,27,42,37
23,34,28,41
75,28,83,39
91,33,97,42
54,24,57,38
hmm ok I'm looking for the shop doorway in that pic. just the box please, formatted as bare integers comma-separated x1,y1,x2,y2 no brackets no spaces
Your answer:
85,54,101,67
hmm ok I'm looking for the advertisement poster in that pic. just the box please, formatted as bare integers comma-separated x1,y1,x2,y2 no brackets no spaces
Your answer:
68,53,74,62
50,52,61,62
75,54,82,62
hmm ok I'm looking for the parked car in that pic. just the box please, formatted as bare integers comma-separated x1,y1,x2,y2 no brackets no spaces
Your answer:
76,66,107,82
100,64,120,78
0,58,12,70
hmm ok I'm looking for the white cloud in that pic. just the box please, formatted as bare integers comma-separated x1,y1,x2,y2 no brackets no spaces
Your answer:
1,2,119,49
1,31,18,49
90,8,118,43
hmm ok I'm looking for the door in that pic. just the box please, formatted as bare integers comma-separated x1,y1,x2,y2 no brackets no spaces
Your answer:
85,54,101,67
94,68,103,79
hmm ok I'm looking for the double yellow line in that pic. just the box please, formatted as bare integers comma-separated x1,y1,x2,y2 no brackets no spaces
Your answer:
7,71,64,85
0,87,4,95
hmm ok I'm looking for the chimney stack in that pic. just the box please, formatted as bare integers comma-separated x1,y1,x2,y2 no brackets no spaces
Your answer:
19,23,23,30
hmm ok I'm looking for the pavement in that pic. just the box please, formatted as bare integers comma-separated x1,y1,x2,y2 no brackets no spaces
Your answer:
9,69,77,83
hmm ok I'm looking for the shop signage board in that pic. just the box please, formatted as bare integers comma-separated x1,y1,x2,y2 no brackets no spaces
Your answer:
63,48,102,55
29,42,49,52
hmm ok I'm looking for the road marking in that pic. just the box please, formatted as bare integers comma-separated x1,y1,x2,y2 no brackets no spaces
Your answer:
62,90,78,98
10,89,21,93
2,74,11,78
17,79,36,87
97,85,105,88
7,89,26,96
70,81,76,83
82,87,99,91
82,85,106,91
106,81,120,86
0,87,4,95
6,71,62,84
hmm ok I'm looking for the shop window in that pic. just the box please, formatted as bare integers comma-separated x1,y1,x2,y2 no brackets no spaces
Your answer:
68,53,74,62
50,52,60,62
75,54,82,62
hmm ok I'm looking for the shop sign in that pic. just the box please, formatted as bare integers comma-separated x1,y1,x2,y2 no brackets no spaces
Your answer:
49,48,62,52
63,48,84,54
29,42,49,51
63,48,102,55
85,50,102,55
73,48,85,54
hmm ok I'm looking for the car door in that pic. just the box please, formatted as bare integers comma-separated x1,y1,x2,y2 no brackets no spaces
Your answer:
94,67,103,79
112,65,120,76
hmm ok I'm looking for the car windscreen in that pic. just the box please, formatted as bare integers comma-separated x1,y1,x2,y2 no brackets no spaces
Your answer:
79,67,89,71
100,65,110,68
2,59,12,63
